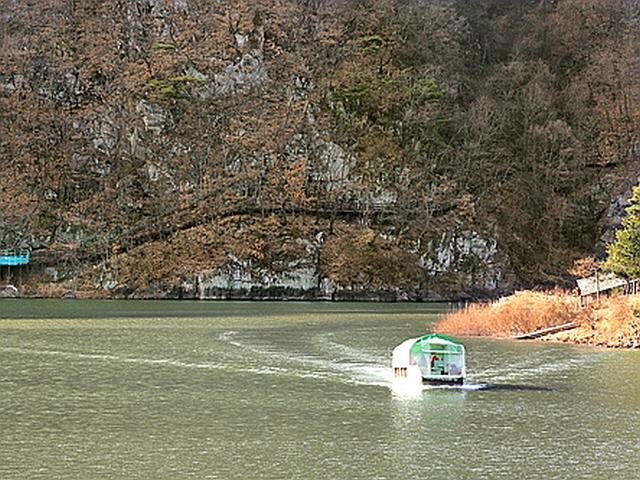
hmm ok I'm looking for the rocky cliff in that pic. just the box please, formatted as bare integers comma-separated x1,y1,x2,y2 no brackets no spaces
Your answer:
1,0,638,299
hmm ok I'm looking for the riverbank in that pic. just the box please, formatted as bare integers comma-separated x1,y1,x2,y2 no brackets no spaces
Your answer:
436,291,640,349
4,274,496,302
6,281,440,301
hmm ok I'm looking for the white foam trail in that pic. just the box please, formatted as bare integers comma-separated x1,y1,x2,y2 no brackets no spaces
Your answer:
215,332,366,381
389,379,486,398
3,347,122,362
217,330,242,348
459,383,486,391
390,377,487,396
219,332,399,387
2,345,491,391
474,353,611,383
390,378,425,398
346,365,394,387
0,346,336,380
315,335,388,364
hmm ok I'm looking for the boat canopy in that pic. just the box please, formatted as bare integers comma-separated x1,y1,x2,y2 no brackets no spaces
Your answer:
410,334,464,357
392,333,465,381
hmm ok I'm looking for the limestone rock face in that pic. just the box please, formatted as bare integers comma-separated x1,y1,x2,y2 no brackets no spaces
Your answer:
69,153,111,177
0,285,20,298
0,74,26,94
423,229,507,294
194,263,421,301
197,257,319,300
137,100,173,135
312,140,355,193
214,25,266,95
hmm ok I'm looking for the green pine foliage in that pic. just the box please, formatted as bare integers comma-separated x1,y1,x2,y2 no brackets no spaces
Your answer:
605,184,640,278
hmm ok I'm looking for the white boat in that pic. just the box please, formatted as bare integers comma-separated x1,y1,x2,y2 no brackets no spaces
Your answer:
392,334,465,385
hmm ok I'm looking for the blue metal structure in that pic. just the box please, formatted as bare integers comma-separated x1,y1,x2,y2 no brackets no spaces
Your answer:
0,249,30,266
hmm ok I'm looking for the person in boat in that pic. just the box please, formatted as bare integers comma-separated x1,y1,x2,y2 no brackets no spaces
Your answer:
430,355,440,369
431,354,447,375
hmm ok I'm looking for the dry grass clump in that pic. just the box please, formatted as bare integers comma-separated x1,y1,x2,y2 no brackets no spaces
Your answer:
551,295,640,348
438,290,640,348
436,290,588,337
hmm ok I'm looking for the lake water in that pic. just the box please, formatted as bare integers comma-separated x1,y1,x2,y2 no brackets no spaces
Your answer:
1,300,639,479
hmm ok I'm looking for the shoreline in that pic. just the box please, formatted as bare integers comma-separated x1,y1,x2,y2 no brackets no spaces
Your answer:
3,291,638,349
0,295,452,304
436,290,640,350
454,331,634,350
1,281,499,303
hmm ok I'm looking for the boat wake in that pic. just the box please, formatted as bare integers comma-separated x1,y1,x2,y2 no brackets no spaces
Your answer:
470,351,611,384
3,330,592,394
0,346,331,380
213,333,557,392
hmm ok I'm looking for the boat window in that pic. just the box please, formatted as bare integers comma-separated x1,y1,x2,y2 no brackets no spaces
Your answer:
427,352,463,376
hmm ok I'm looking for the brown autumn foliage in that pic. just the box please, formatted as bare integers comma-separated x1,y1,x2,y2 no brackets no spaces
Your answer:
1,0,639,295
79,214,316,293
568,257,601,279
321,224,420,289
550,295,640,348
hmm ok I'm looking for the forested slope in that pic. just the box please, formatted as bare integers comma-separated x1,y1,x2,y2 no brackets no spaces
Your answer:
1,0,638,298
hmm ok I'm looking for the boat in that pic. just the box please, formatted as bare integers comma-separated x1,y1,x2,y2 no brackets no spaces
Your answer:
392,333,465,385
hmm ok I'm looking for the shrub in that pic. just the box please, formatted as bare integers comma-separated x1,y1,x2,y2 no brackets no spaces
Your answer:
436,290,588,336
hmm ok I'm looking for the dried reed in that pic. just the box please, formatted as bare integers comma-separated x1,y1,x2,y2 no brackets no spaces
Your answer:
436,291,589,337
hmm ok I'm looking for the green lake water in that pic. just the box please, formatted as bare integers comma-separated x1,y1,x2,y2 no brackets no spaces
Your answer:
1,300,639,479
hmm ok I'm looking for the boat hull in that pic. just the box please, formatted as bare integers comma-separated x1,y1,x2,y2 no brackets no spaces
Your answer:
422,377,464,386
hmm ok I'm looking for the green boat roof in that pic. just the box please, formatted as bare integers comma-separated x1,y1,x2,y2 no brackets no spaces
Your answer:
415,333,462,345
410,334,464,356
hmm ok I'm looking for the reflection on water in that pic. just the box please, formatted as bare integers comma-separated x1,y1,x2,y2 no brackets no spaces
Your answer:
1,300,639,479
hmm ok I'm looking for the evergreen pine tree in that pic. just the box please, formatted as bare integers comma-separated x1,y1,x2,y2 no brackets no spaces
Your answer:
605,183,640,278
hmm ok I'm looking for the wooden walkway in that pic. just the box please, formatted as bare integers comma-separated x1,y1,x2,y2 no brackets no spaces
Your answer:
514,322,580,340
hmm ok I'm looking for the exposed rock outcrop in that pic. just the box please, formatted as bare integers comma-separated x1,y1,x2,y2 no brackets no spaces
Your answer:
422,228,506,295
0,285,20,298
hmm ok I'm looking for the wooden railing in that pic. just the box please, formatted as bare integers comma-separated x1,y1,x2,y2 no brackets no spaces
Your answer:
580,277,640,307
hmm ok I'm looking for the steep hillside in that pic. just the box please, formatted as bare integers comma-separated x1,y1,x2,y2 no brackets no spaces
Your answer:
1,0,639,299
